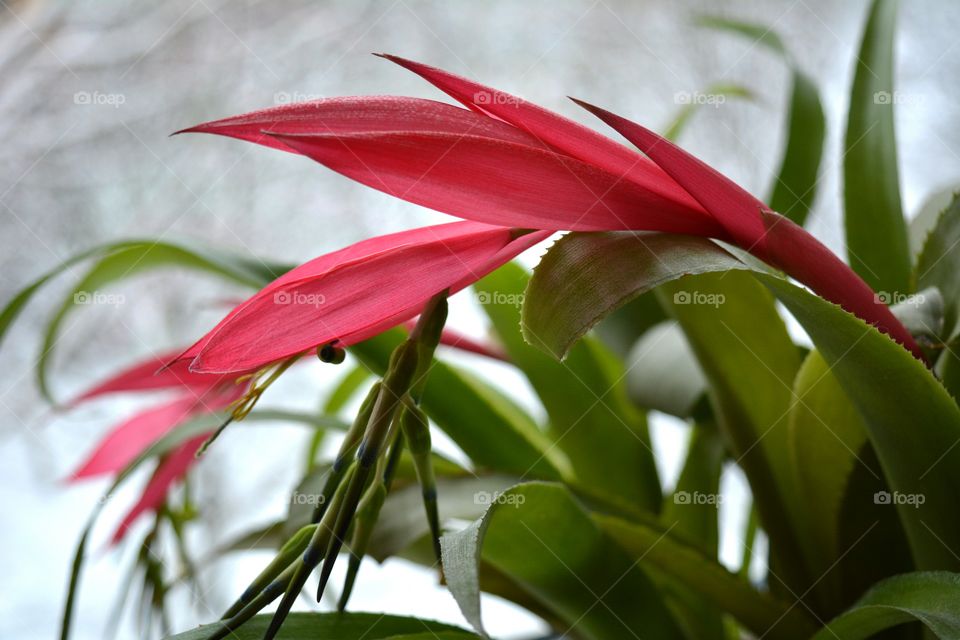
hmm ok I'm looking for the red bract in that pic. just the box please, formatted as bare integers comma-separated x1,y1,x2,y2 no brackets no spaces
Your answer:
111,434,208,544
178,55,921,360
178,97,721,237
176,221,550,374
68,352,246,542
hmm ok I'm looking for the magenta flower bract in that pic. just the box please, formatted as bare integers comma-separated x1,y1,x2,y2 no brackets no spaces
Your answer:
176,55,922,362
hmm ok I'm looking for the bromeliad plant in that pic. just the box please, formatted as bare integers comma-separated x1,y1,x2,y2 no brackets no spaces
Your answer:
4,1,960,639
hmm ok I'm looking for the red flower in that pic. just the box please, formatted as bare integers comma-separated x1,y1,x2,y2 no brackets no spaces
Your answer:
175,221,549,374
68,351,246,542
177,55,921,360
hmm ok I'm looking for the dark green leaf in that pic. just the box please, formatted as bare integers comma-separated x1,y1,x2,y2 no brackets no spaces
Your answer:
660,422,726,640
843,0,911,293
763,275,960,571
597,512,818,640
769,69,825,226
812,572,960,639
163,612,475,640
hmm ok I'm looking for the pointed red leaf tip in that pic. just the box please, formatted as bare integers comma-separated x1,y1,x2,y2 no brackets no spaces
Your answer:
69,397,198,481
568,97,767,250
68,385,244,482
111,434,207,545
70,350,232,406
374,54,710,217
178,92,723,236
572,98,924,361
175,221,551,375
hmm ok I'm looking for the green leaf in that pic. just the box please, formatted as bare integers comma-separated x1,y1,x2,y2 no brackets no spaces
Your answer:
368,474,520,562
596,512,818,640
59,409,328,640
763,275,960,571
698,15,826,226
660,422,727,640
812,572,960,639
162,612,476,640
523,232,809,594
917,194,960,336
695,15,788,56
916,194,960,397
769,69,826,226
663,83,753,143
522,232,747,359
909,187,959,257
351,330,569,480
477,263,660,510
441,482,685,639
625,321,706,417
843,0,911,293
787,350,869,608
0,238,288,403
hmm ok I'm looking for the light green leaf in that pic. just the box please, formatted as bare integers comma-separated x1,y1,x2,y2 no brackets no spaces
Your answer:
843,0,911,293
0,238,288,403
695,15,788,56
787,350,869,607
477,263,660,510
441,482,685,640
162,612,476,640
812,572,960,639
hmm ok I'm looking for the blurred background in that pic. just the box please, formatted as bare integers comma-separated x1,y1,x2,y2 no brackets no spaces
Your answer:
1,0,958,638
